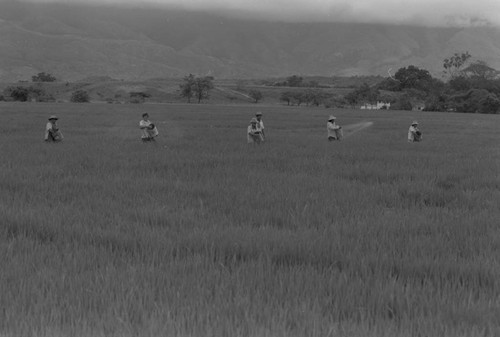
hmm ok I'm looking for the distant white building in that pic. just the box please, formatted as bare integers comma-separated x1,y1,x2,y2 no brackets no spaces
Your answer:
360,101,390,110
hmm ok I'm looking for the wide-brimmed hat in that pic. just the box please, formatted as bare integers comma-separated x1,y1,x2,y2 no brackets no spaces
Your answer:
255,112,263,116
250,118,258,123
328,115,336,121
411,121,419,125
48,115,58,120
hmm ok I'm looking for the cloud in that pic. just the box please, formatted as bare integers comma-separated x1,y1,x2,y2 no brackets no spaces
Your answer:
22,0,500,27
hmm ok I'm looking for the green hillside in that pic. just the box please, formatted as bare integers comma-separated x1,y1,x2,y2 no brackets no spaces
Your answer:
1,2,499,82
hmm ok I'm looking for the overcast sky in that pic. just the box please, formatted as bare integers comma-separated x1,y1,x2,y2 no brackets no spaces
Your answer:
26,0,500,27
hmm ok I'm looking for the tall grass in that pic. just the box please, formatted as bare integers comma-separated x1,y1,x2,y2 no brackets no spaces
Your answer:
1,102,499,336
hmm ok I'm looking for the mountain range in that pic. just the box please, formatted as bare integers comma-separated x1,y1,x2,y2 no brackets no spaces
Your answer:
1,1,500,82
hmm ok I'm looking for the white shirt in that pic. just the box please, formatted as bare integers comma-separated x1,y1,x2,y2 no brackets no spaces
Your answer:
247,124,263,143
45,122,53,139
140,119,159,139
408,125,419,142
327,121,340,138
45,121,62,140
257,119,265,139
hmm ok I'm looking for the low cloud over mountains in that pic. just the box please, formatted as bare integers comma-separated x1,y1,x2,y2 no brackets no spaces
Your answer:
1,1,500,82
22,0,500,27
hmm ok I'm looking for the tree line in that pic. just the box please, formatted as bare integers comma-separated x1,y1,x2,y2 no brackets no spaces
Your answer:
178,52,500,114
373,52,500,113
271,52,499,114
2,53,499,113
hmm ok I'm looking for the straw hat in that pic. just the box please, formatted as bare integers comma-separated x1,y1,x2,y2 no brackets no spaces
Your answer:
250,118,258,123
255,112,263,116
328,115,336,121
411,121,418,125
48,115,58,120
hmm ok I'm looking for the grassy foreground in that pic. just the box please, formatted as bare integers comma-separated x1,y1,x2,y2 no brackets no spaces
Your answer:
0,102,499,337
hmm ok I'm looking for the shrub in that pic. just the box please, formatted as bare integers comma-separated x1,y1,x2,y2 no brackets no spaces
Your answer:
390,94,413,110
70,90,90,103
32,72,57,82
478,93,500,114
129,92,150,104
448,89,494,113
4,86,30,101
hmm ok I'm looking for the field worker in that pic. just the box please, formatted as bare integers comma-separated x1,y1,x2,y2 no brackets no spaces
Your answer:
139,113,159,142
247,118,263,144
255,112,265,140
408,121,422,142
327,115,343,141
44,115,63,142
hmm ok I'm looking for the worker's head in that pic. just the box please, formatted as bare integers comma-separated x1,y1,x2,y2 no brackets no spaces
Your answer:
142,113,149,120
411,121,418,126
328,115,336,122
256,112,262,120
48,115,58,123
250,118,258,125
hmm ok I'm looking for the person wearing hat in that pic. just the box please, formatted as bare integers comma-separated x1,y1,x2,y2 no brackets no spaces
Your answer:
139,113,159,142
327,115,343,141
247,117,263,144
44,115,63,142
408,121,422,142
255,112,265,141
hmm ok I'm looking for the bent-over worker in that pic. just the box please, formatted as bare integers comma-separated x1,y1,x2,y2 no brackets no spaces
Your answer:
45,115,63,142
327,115,343,141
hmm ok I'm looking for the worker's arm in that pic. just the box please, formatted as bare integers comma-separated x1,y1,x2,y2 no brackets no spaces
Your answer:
139,121,150,129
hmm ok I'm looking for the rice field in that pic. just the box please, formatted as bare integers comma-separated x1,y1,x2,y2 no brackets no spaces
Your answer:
0,102,499,337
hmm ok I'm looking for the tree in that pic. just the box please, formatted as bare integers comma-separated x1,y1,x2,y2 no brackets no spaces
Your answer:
70,90,90,103
193,76,214,103
394,66,434,92
377,77,402,91
463,60,499,80
279,91,293,105
32,72,57,82
180,75,214,103
248,89,263,103
343,83,379,106
179,74,195,103
356,83,379,104
304,89,327,106
291,91,305,106
478,92,500,114
449,89,500,114
449,76,471,92
424,93,449,112
344,91,358,108
286,75,303,87
390,94,412,111
377,93,396,105
443,52,471,79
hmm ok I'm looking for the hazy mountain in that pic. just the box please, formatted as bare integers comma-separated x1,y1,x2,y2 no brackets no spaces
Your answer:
1,1,500,82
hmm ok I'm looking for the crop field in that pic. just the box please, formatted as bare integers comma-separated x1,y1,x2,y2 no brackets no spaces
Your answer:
0,102,499,337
